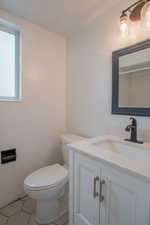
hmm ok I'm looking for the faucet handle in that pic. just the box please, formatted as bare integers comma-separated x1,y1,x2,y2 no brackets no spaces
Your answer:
130,117,136,121
130,117,137,125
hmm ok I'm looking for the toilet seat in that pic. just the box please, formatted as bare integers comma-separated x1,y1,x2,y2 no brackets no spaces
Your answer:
24,164,68,191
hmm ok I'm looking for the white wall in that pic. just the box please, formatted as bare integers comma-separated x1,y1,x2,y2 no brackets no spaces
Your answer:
67,0,150,141
0,10,66,207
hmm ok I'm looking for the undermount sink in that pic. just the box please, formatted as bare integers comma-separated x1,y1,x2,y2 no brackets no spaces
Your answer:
93,139,150,161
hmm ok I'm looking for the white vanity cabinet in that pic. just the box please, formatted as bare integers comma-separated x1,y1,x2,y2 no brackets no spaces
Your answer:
73,154,101,225
100,167,149,225
69,152,150,225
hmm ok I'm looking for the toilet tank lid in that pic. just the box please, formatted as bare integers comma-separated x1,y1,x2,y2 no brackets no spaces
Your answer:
61,134,85,144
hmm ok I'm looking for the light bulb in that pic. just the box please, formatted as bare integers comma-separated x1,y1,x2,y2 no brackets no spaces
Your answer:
141,1,150,27
120,12,128,37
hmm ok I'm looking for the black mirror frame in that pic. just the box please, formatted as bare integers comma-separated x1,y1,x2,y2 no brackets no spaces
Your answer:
112,39,150,117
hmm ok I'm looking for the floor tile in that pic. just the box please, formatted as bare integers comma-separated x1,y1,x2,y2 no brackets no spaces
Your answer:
28,215,37,225
22,198,36,214
20,196,29,202
0,214,7,225
0,200,23,217
54,213,68,225
7,212,30,225
0,196,68,225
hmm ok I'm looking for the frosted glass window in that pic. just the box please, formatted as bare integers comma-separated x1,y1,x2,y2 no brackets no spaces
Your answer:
0,27,20,100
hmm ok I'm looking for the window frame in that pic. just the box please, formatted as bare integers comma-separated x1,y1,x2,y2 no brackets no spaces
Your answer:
0,22,21,101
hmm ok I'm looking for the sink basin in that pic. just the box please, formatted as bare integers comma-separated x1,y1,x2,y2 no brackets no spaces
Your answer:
93,139,150,160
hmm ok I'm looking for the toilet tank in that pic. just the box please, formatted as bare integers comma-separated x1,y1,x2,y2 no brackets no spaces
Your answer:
61,134,85,166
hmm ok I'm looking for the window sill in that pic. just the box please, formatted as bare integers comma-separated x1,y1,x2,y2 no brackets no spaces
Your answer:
0,98,22,102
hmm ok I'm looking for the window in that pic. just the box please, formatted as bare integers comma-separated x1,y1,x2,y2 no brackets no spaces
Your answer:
0,21,21,101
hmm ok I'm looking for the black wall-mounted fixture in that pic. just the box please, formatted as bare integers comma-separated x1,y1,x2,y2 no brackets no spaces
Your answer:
125,117,143,144
1,149,16,164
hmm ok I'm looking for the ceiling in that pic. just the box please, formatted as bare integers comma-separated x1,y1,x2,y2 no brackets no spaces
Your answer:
0,0,120,36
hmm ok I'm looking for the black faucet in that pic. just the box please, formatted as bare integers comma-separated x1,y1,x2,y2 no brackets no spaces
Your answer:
125,117,143,144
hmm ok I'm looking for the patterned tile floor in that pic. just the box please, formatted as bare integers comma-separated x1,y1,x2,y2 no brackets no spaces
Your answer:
0,197,68,225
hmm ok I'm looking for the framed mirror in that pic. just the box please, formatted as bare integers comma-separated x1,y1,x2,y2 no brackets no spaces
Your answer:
112,39,150,117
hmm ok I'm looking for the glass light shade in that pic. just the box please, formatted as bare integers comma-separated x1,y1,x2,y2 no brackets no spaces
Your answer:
141,1,150,27
120,14,129,37
128,21,140,40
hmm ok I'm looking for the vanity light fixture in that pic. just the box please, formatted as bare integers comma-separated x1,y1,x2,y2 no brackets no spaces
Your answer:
120,0,150,37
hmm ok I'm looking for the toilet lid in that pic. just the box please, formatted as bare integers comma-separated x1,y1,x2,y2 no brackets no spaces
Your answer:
24,164,68,191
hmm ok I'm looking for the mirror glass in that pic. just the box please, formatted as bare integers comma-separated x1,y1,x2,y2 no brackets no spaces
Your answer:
119,48,150,108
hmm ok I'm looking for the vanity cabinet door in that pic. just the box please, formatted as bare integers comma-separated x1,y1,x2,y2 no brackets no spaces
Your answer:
74,154,101,225
100,167,150,225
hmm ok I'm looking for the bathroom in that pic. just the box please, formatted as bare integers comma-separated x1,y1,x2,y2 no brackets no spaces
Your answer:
0,0,150,225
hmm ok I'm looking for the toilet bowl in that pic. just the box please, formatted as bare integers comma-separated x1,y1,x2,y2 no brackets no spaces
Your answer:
24,164,68,224
24,134,85,224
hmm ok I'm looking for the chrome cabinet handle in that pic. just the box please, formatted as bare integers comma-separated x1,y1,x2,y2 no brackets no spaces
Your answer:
100,179,105,202
93,176,99,198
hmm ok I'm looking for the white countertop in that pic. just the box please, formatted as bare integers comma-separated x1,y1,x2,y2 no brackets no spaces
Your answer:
68,135,150,183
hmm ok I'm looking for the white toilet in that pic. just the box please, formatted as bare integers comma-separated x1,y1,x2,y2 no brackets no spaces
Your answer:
24,134,84,224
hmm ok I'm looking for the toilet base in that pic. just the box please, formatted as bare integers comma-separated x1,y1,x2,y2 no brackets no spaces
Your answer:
35,199,58,224
35,199,68,225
